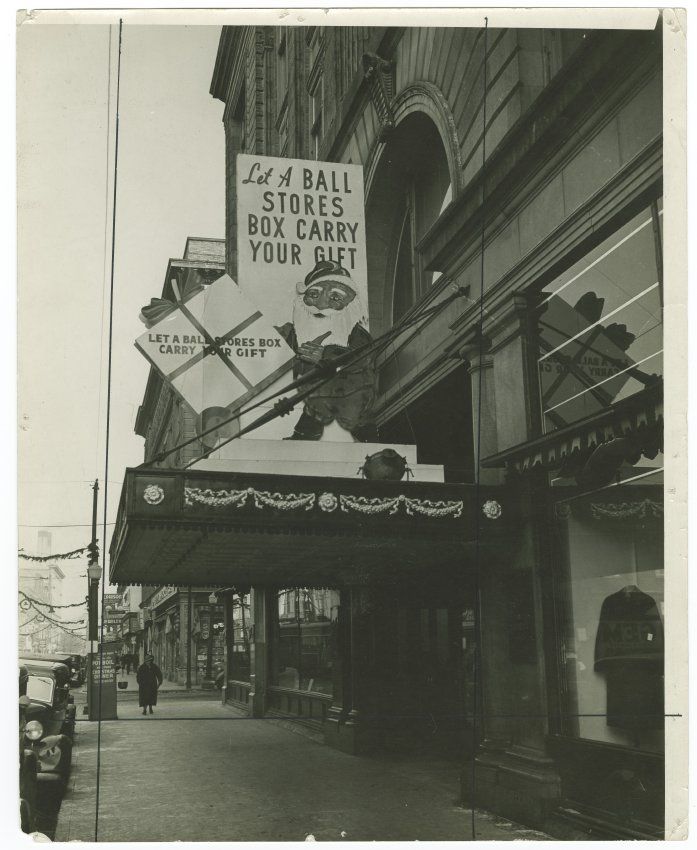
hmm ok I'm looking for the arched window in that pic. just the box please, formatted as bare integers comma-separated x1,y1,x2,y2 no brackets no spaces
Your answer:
366,112,452,330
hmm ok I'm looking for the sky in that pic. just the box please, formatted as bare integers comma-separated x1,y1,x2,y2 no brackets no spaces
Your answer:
17,23,225,605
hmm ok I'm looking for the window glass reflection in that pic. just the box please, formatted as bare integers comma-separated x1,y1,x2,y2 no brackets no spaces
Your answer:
273,588,340,695
537,204,663,431
27,675,54,704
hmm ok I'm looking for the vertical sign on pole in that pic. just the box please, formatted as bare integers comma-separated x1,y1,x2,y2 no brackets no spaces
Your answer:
88,642,118,721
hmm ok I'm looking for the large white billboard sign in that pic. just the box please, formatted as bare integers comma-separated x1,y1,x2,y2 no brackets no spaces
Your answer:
236,154,368,329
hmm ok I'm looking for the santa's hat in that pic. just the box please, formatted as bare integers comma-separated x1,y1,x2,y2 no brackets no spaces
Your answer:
297,260,357,294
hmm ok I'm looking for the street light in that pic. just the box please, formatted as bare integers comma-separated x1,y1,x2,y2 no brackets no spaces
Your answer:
87,561,102,643
87,562,103,584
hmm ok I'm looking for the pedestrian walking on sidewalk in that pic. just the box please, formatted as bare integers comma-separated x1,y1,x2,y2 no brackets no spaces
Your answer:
136,653,163,715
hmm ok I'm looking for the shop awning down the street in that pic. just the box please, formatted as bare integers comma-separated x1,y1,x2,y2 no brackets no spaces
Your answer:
109,468,506,588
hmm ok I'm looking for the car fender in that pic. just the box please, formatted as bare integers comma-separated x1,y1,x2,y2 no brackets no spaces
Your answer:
35,733,72,774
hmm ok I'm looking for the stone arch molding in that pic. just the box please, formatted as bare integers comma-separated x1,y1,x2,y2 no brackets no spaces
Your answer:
365,81,463,200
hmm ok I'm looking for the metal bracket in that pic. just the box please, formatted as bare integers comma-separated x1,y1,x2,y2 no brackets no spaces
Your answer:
362,53,396,142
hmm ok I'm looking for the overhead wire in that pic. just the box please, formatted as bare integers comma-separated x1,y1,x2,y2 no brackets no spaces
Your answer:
169,283,468,469
95,19,123,844
471,17,488,842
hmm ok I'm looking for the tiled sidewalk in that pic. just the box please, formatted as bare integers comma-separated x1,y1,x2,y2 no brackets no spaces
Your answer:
56,698,551,842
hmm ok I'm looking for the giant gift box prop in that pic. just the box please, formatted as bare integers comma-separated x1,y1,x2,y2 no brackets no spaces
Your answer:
136,274,295,420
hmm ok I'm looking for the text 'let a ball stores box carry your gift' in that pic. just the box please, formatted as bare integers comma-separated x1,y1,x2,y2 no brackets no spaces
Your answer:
236,154,369,328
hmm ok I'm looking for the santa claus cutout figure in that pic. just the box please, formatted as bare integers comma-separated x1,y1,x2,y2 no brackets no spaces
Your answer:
276,260,377,441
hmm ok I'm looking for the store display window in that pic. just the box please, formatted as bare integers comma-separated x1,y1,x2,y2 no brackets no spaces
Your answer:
536,200,663,432
553,468,664,752
272,588,340,695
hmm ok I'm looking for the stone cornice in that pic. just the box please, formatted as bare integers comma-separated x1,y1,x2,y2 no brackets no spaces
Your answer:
447,137,662,347
418,27,661,275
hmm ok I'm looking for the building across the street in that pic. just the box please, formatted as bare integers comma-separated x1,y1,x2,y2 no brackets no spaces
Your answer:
111,23,665,840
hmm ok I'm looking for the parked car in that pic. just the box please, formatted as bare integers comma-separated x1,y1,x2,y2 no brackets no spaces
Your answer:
20,659,76,785
21,652,84,688
19,665,38,834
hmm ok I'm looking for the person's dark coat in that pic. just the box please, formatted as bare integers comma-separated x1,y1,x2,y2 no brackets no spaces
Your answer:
136,661,163,707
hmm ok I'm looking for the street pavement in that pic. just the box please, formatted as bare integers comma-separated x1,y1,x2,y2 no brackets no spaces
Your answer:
56,695,551,842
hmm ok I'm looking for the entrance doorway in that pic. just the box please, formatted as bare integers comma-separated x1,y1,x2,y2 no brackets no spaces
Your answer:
353,586,476,758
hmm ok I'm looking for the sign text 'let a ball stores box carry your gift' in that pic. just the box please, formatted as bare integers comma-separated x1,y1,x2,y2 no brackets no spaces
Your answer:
236,154,368,329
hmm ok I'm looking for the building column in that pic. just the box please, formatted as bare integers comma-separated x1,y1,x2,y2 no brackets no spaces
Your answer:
324,587,356,752
248,586,272,718
459,329,502,486
221,592,234,703
458,297,560,828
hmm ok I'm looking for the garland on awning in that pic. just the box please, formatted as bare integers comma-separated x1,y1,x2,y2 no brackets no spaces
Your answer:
339,493,464,518
18,545,91,561
182,485,464,518
590,498,663,520
184,486,316,511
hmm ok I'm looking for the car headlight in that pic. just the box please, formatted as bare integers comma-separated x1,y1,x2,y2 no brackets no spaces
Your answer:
25,721,43,741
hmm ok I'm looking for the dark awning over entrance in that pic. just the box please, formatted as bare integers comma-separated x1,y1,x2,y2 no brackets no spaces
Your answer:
481,384,663,475
109,468,506,589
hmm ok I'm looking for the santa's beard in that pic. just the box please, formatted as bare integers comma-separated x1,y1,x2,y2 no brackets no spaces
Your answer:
292,296,367,347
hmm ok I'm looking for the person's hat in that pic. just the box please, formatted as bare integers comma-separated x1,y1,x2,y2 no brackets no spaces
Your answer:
297,260,355,294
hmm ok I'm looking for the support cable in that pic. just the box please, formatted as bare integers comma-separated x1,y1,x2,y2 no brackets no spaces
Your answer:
471,17,488,842
139,283,468,469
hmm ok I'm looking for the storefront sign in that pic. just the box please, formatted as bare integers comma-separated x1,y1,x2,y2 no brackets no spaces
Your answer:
90,646,117,683
135,274,295,417
148,586,179,610
236,154,368,328
103,593,122,608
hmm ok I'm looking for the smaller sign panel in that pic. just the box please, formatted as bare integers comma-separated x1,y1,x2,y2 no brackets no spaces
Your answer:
103,593,122,607
90,649,117,683
135,274,295,416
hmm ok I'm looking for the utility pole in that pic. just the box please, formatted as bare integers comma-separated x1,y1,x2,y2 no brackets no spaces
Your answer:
87,480,100,645
186,587,192,690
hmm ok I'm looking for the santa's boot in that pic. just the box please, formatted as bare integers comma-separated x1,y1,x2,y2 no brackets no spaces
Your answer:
284,410,324,441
